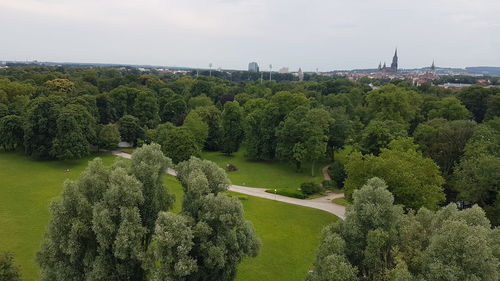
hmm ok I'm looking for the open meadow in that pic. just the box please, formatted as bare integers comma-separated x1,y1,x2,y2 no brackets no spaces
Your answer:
0,151,337,281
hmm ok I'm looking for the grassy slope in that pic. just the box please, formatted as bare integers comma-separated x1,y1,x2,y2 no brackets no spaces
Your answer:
202,148,326,190
167,181,338,281
0,152,337,281
0,151,117,281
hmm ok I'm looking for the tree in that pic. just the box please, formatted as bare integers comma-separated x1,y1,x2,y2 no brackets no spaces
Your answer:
97,124,120,151
51,106,89,160
413,118,476,175
309,178,401,281
37,144,173,281
358,119,407,155
133,90,160,128
428,96,471,120
118,115,144,144
44,78,75,94
158,126,199,164
24,96,63,159
192,105,223,151
147,157,260,281
485,94,500,121
109,86,141,119
345,138,445,210
0,252,21,281
276,107,331,175
244,104,281,160
221,101,244,155
310,177,500,281
458,86,497,122
158,88,187,124
365,84,422,123
188,94,213,109
183,111,209,150
0,115,23,151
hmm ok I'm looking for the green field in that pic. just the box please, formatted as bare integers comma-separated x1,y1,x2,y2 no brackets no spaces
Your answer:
0,151,337,281
202,148,326,190
331,197,349,206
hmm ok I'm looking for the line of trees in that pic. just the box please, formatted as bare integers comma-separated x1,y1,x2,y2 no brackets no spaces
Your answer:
1,66,499,222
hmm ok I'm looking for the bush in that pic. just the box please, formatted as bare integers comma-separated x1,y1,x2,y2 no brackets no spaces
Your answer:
0,252,21,281
300,182,323,196
266,188,307,199
328,161,346,189
322,180,337,190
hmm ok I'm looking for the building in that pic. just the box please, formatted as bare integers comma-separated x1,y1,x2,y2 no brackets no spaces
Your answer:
248,62,259,72
378,49,398,73
297,68,304,81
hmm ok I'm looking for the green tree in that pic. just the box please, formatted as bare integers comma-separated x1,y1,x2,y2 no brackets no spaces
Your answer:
24,96,63,159
276,107,331,175
365,84,422,123
428,96,471,120
188,94,213,109
0,115,23,151
158,126,200,164
97,124,120,151
51,106,89,160
183,111,209,149
148,157,260,281
345,138,445,210
192,105,223,151
158,88,187,123
0,252,21,281
133,90,160,128
413,118,476,175
37,145,173,281
358,119,407,155
221,101,244,155
118,115,144,144
244,104,281,160
458,86,498,122
485,94,500,121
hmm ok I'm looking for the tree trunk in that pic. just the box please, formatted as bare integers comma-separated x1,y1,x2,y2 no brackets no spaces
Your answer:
311,161,315,177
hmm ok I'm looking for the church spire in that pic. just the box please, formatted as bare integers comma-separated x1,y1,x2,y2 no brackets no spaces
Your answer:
391,48,398,72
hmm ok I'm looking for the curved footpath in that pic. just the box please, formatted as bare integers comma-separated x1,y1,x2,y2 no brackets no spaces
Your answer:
112,151,345,219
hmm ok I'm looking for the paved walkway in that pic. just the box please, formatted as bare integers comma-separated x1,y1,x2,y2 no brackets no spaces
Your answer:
111,151,346,219
322,165,331,181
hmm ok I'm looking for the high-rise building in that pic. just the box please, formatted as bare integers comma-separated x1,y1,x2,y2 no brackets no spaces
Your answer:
248,62,259,72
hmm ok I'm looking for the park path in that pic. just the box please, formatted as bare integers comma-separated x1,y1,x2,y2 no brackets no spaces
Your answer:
111,151,346,219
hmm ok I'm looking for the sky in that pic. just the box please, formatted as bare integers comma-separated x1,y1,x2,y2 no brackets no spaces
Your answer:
1,0,499,71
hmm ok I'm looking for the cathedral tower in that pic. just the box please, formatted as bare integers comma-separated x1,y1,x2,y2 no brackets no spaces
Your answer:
390,48,398,72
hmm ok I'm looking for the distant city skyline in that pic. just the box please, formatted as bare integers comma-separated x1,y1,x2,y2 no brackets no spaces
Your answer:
1,0,499,71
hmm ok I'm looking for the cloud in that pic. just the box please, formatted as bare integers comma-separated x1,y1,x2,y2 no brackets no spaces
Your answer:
0,0,499,70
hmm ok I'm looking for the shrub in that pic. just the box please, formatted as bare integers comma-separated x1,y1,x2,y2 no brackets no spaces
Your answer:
0,252,21,281
266,188,307,199
322,180,337,190
300,182,323,196
328,161,346,189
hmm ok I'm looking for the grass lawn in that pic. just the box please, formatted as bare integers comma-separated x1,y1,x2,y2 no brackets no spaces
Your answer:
0,151,117,281
202,147,327,190
331,197,349,206
166,181,338,281
0,151,337,281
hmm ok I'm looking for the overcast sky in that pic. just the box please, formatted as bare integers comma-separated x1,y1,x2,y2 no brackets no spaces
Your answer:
1,0,499,71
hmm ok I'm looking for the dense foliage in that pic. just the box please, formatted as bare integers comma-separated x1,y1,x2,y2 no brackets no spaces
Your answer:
0,66,499,222
307,177,500,281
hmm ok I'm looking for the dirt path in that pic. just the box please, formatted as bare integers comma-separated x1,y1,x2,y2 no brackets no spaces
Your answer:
111,151,346,219
322,165,331,181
